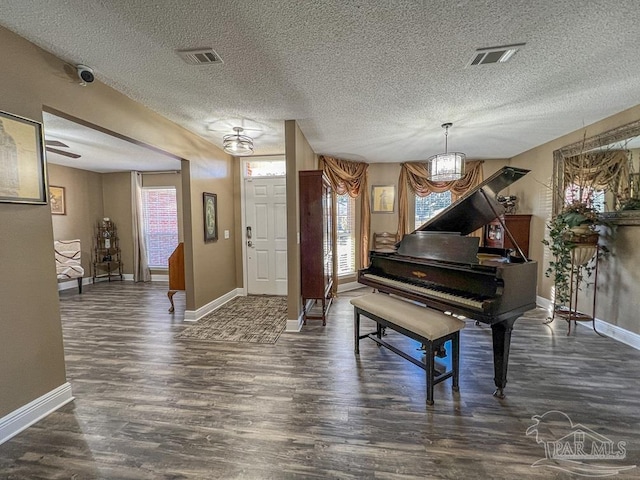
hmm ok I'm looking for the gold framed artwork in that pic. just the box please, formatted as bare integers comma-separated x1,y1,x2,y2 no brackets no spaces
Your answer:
371,185,395,213
0,110,47,204
49,185,66,215
203,192,218,242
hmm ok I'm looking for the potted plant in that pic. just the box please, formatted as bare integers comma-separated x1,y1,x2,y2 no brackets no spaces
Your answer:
543,201,610,308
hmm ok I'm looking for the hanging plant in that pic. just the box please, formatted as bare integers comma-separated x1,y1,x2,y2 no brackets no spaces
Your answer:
542,202,611,306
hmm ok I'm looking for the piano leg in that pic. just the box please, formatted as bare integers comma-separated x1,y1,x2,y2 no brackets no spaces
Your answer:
490,317,517,399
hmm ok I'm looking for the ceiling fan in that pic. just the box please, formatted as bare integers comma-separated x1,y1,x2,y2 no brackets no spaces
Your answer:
45,139,81,159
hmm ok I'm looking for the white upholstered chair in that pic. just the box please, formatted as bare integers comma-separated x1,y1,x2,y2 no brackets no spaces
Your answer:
54,239,85,293
373,232,397,252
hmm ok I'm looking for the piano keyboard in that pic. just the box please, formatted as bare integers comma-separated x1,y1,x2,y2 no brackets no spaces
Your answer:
361,273,485,310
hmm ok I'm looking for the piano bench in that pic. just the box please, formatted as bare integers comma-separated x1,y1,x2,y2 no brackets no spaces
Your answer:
350,293,465,406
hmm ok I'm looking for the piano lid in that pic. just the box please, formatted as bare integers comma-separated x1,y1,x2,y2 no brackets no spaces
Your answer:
413,166,530,236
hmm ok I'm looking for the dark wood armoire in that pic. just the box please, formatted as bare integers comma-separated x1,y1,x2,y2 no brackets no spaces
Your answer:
299,170,333,325
483,214,532,257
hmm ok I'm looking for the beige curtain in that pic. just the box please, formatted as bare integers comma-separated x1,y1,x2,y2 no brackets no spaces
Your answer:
131,172,151,282
563,150,630,205
319,156,371,274
397,160,484,238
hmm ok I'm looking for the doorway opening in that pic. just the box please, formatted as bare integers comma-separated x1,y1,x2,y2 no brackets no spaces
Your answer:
241,156,287,295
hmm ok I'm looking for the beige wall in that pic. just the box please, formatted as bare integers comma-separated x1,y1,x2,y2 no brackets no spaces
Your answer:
102,172,133,275
0,25,237,418
187,153,237,308
369,163,402,240
232,160,244,289
285,120,317,322
511,103,640,334
48,164,104,278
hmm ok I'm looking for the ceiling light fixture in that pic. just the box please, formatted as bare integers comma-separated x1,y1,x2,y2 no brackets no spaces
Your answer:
427,123,466,182
223,127,254,156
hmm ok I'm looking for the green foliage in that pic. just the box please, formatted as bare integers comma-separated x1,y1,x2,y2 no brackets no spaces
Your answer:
557,201,599,227
542,215,574,305
542,203,611,306
620,198,640,211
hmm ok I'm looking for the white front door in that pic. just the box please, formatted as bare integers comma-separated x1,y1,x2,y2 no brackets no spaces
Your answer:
244,177,287,295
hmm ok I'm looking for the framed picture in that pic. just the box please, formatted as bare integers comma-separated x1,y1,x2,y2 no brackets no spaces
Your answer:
0,110,47,204
203,192,218,242
371,185,395,213
49,185,66,215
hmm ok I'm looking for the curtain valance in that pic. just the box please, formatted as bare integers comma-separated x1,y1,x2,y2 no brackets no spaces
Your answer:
397,160,484,237
319,155,371,270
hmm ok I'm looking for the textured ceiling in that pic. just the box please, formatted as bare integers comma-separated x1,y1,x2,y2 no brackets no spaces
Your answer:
43,112,182,173
3,1,640,164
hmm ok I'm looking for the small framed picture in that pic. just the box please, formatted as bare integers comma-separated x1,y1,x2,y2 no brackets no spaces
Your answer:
371,185,395,213
203,192,218,242
49,185,66,215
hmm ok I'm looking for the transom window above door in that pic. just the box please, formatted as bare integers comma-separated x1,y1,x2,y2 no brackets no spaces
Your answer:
244,157,286,177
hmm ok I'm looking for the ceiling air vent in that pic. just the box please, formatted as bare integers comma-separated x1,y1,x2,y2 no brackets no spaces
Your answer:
176,48,223,65
467,43,525,67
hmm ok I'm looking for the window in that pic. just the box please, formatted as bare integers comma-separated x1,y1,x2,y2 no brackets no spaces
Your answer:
244,159,286,177
415,191,452,229
336,193,356,275
564,184,605,213
141,187,179,268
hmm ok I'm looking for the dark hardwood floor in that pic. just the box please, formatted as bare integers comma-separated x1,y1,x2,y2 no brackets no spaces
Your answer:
1,282,639,479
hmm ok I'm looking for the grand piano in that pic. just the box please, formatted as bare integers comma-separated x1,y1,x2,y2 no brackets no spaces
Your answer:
358,166,537,398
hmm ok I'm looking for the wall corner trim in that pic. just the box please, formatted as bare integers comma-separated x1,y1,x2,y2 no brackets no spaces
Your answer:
183,288,243,322
286,313,304,332
0,382,74,446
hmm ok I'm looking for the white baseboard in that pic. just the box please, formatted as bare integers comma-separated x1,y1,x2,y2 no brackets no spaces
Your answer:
536,295,640,351
57,277,91,292
337,281,363,293
286,312,304,332
586,318,640,350
60,276,167,290
0,382,74,446
184,288,243,322
536,295,553,311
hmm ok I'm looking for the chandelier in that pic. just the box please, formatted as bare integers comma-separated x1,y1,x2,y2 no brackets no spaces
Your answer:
223,127,254,156
427,122,466,181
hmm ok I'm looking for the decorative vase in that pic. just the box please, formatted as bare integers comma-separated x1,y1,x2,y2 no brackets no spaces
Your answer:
571,244,597,266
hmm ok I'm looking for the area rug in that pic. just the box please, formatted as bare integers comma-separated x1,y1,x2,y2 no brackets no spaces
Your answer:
176,295,287,344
